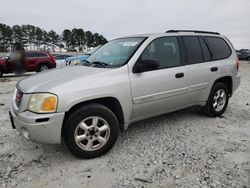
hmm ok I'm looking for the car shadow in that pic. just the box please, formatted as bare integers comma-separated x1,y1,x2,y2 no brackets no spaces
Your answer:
40,107,205,158
124,106,205,131
10,106,209,163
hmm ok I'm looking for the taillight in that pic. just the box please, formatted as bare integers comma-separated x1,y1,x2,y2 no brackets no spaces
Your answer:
236,58,240,71
50,55,56,62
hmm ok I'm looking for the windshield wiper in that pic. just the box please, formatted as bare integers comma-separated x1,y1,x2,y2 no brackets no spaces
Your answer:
84,60,91,64
82,60,91,66
90,61,109,67
82,60,110,68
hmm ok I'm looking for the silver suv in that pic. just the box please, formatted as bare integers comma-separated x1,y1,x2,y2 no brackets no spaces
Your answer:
9,30,241,158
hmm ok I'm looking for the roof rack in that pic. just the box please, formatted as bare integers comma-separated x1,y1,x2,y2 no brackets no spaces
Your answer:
166,30,220,35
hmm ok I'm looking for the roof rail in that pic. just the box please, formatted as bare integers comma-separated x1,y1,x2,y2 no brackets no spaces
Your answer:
166,30,220,35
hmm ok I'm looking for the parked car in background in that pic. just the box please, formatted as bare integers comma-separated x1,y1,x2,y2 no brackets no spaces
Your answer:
65,54,89,66
52,54,72,68
66,46,102,66
0,50,56,77
10,30,240,158
236,49,250,60
236,50,242,59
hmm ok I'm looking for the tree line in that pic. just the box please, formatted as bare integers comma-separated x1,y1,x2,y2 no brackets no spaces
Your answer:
0,23,108,52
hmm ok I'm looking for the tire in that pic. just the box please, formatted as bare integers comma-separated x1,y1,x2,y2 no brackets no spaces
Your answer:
37,64,49,72
203,82,229,117
63,104,119,159
0,67,3,77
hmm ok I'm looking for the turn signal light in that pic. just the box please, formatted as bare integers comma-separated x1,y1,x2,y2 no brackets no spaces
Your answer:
41,96,57,112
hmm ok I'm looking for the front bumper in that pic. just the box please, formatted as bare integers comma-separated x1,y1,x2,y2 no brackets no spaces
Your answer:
10,105,65,144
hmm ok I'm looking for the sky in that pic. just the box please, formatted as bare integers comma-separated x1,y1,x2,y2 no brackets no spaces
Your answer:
0,0,249,49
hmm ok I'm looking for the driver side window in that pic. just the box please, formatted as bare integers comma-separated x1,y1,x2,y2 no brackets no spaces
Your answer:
141,37,181,69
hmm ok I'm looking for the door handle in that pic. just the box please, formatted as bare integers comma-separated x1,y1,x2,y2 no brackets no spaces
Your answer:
175,72,184,78
210,67,218,72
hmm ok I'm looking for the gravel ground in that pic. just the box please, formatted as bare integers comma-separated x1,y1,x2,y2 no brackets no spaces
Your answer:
0,62,250,188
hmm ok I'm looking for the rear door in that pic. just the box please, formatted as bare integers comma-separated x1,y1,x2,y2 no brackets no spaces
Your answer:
129,36,193,120
179,36,223,103
25,52,37,71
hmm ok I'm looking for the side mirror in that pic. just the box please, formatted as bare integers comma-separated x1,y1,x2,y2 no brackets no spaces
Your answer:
133,58,159,73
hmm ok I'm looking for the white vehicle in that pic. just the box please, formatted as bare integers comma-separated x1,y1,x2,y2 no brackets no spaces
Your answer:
53,54,72,68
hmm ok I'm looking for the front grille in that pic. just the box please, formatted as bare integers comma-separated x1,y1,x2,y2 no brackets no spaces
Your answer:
15,89,23,107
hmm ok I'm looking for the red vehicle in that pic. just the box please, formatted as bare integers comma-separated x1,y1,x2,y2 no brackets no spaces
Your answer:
0,51,56,77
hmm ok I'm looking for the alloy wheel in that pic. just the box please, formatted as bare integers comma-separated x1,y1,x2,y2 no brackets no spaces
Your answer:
74,116,110,151
213,89,227,112
41,65,49,71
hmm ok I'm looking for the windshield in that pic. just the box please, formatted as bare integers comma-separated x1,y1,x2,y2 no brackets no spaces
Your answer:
86,37,145,68
86,46,101,55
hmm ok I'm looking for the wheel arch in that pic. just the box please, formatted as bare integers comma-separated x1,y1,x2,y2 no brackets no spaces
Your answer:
213,76,232,96
38,61,51,68
62,97,125,136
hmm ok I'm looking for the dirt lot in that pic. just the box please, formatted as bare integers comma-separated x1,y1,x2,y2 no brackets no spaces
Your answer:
0,62,249,188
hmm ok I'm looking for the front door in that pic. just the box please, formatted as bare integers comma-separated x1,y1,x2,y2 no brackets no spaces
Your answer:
129,36,191,120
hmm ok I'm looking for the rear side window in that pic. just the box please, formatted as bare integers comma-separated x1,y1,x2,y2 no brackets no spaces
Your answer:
183,36,203,64
26,52,47,57
55,55,64,60
56,55,70,60
205,36,231,60
199,37,211,61
26,52,35,58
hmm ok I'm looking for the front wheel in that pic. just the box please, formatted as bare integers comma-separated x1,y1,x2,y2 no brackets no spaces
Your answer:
63,104,119,159
203,82,229,117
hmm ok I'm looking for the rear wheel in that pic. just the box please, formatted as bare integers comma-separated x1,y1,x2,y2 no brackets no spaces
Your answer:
203,82,229,117
63,104,119,158
37,64,49,72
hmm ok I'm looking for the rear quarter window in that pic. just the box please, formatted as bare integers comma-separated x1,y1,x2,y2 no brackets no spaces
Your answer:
205,36,232,60
35,52,47,57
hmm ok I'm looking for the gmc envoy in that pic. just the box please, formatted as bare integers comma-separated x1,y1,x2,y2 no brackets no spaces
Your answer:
9,30,241,158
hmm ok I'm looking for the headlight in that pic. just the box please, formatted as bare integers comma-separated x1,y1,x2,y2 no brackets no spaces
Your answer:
28,93,58,113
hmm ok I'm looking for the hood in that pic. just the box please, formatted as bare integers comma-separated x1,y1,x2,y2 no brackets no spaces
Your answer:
17,66,110,93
